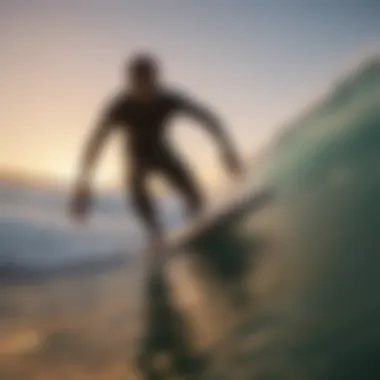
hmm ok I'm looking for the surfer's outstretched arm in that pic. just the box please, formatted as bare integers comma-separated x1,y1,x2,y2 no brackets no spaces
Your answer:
77,94,123,183
179,96,244,175
70,106,116,222
77,118,114,183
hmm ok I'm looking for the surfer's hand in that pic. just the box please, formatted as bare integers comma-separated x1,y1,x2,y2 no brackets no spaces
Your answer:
70,181,91,223
222,149,245,177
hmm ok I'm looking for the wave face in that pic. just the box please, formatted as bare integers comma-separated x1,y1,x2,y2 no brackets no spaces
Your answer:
147,58,380,380
203,58,380,380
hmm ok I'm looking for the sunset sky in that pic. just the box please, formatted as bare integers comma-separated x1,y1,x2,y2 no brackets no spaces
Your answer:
0,0,379,189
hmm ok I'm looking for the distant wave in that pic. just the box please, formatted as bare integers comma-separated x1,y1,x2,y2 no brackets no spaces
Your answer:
0,248,135,285
0,183,185,277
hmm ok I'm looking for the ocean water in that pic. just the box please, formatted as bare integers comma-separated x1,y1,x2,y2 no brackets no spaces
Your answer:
1,58,380,380
188,57,380,380
0,184,182,271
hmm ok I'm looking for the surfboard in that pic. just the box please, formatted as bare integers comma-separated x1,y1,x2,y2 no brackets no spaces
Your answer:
164,185,274,255
136,185,273,379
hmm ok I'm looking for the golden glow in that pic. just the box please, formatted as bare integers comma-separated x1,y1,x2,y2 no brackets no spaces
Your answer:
2,1,363,190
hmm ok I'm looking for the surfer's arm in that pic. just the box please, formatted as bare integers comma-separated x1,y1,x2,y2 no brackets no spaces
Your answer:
70,117,114,222
70,98,121,221
180,98,230,148
76,97,122,183
178,96,243,173
77,118,114,183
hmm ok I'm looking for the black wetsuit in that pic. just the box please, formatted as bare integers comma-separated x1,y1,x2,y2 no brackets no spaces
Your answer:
99,90,204,234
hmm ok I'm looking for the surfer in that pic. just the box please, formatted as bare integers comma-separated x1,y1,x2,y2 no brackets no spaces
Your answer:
70,53,244,250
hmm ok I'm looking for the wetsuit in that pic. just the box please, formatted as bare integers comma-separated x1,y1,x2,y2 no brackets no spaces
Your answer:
81,90,230,236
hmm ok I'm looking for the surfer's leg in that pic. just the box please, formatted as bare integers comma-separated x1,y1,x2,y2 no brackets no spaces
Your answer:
129,165,163,247
156,148,204,219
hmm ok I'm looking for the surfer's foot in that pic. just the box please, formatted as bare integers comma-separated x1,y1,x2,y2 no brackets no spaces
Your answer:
146,230,165,270
186,202,204,223
149,231,164,253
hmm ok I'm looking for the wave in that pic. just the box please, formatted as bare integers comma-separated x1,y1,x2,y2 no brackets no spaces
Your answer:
0,248,135,285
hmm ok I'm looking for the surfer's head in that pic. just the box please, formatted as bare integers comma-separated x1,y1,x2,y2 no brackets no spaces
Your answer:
126,53,160,94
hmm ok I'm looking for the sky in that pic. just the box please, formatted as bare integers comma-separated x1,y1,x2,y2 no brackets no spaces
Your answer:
0,0,379,190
